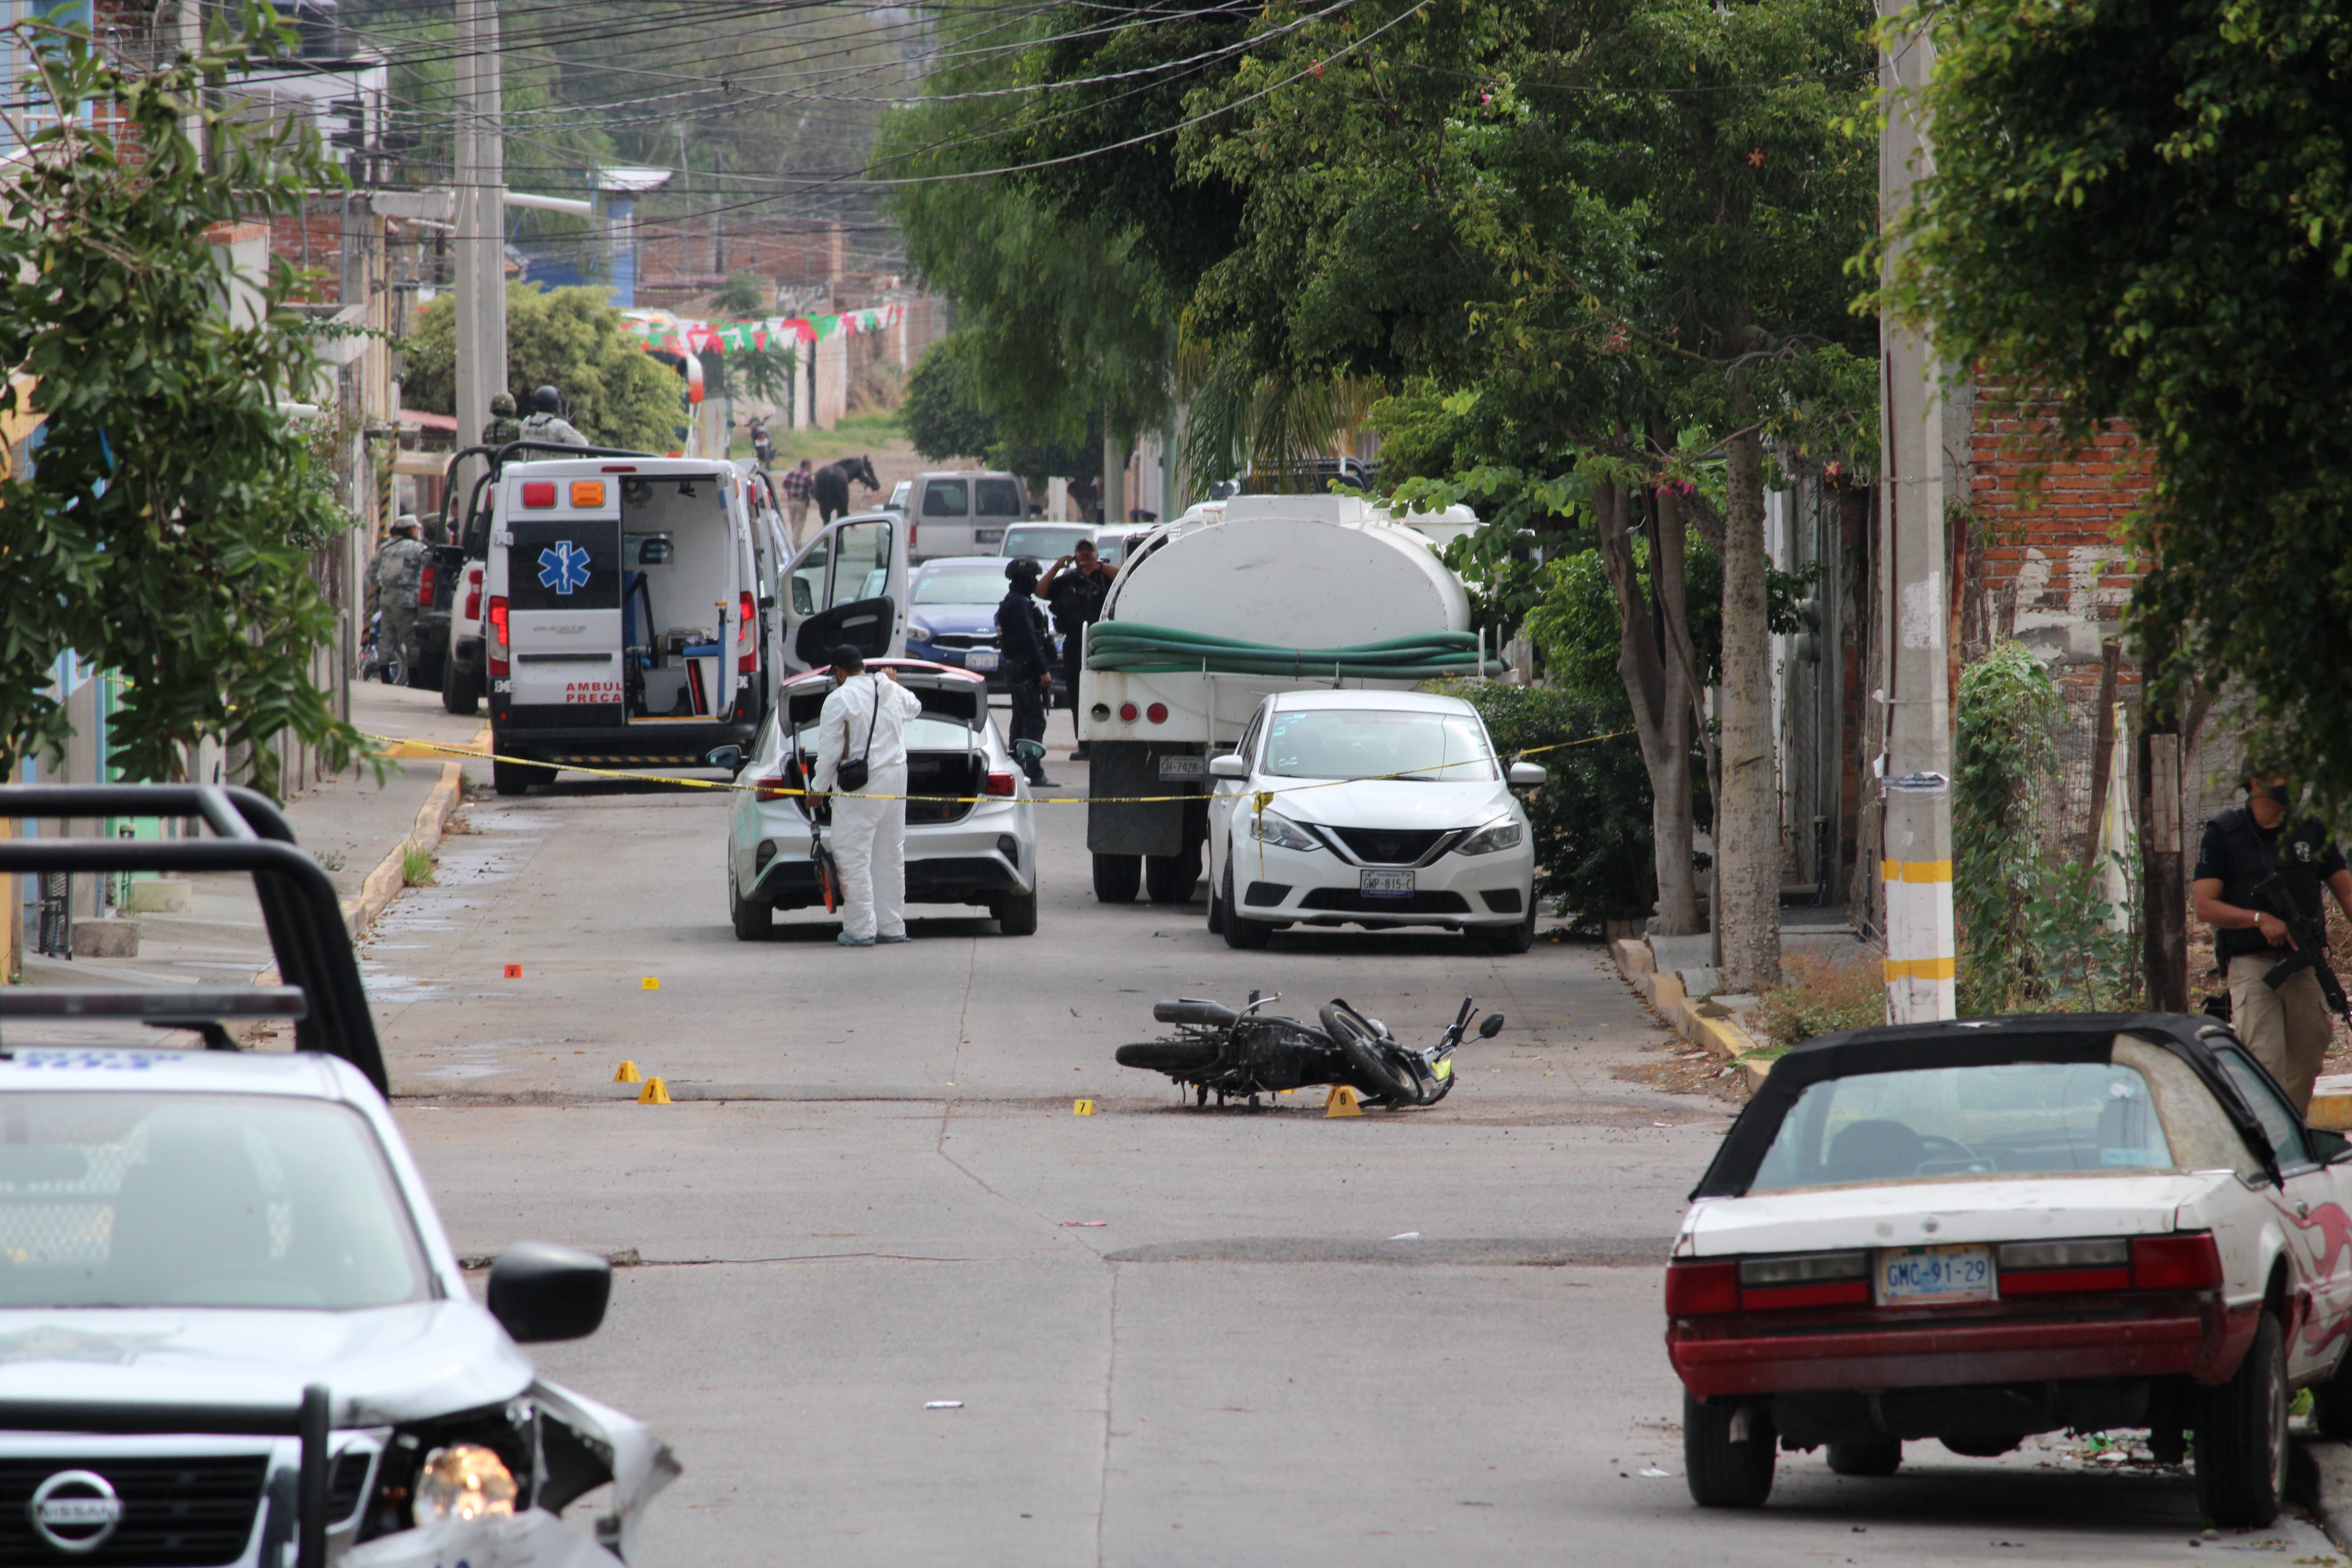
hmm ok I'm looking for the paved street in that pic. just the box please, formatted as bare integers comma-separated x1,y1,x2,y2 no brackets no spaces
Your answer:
361,752,2339,1566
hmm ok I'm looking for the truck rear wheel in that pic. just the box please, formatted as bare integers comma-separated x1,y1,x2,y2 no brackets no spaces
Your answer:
441,658,480,716
492,756,553,796
1093,853,1141,903
1144,847,1200,904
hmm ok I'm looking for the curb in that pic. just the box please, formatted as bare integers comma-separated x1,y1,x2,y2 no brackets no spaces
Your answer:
343,724,487,939
2307,1439,2352,1550
1610,937,1777,1090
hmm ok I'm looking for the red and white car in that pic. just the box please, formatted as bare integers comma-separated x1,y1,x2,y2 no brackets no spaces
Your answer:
1666,1012,2352,1527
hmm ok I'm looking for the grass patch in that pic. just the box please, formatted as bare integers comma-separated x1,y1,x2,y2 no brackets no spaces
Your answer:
755,412,908,469
1756,948,1884,1049
401,846,436,887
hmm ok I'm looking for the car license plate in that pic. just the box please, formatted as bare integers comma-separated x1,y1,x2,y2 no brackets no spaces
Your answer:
1360,869,1415,899
1157,755,1206,780
964,649,1000,672
1877,1243,1995,1306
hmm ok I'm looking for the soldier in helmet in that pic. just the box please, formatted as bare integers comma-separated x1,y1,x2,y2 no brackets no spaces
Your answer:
368,516,430,683
520,384,588,448
482,390,524,447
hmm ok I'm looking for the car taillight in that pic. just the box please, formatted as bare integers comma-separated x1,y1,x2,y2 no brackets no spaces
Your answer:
487,596,509,676
462,566,482,622
2132,1233,2224,1290
984,771,1017,797
1996,1236,2130,1294
1118,702,1139,722
737,591,758,671
1664,1260,1740,1317
416,564,437,609
1145,702,1168,724
1737,1250,1871,1309
754,775,794,801
908,521,917,551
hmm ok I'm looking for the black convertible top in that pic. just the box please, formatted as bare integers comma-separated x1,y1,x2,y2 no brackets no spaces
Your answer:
1689,1012,2284,1200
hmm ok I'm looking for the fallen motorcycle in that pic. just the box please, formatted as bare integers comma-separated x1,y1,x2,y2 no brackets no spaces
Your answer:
1115,992,1503,1108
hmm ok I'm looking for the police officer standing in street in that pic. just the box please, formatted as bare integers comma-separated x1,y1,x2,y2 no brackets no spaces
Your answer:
521,385,588,447
996,557,1058,788
2191,770,2352,1111
481,390,524,447
1038,538,1112,760
369,516,429,683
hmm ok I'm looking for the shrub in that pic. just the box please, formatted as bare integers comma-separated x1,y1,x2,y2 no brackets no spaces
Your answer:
1758,949,1885,1048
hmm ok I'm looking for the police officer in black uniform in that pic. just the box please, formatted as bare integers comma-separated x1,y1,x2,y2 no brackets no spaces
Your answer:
2191,771,2352,1111
995,557,1058,788
1038,538,1113,759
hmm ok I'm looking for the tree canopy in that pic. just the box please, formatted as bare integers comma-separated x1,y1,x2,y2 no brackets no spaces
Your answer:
0,9,359,790
405,285,686,452
1889,0,2352,808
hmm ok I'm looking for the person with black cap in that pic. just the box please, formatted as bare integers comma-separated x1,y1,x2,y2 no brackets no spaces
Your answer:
995,557,1057,787
812,645,923,946
521,385,588,448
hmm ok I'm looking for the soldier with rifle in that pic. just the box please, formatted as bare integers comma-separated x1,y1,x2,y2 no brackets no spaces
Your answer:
2192,770,2352,1112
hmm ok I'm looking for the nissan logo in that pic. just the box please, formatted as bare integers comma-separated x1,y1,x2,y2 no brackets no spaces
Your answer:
28,1471,122,1553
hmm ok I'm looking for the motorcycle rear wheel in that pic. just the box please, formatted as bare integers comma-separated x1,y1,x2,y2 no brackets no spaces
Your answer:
1319,1001,1418,1104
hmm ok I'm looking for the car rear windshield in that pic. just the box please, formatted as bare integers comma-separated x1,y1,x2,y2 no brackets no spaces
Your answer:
0,1092,431,1309
1263,709,1496,781
1749,1062,2173,1191
915,566,1006,605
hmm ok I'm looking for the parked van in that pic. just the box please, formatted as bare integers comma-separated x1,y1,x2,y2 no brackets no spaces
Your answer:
776,508,911,677
482,457,766,795
905,470,1027,561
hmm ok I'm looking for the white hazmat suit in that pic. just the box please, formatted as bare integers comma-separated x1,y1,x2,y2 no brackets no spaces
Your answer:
811,669,926,942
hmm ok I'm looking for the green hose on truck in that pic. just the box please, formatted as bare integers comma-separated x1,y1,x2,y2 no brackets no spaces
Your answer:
1084,622,1496,681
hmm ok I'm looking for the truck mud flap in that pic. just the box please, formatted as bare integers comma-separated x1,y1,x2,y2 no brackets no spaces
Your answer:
1088,740,1202,856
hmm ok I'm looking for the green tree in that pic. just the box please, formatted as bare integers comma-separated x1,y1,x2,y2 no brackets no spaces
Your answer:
1887,0,2352,813
0,8,361,792
902,333,1101,487
405,285,684,453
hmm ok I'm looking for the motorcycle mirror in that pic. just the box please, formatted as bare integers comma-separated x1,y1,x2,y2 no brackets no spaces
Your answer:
1478,1013,1504,1039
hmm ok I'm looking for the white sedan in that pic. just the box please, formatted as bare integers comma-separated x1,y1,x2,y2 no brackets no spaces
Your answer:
721,659,1039,937
1666,1012,2352,1528
1203,691,1543,952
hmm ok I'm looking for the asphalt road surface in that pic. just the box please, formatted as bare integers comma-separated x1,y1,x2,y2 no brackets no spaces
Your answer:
371,758,2341,1566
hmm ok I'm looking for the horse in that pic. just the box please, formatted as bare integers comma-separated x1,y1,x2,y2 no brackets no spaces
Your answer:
813,454,881,526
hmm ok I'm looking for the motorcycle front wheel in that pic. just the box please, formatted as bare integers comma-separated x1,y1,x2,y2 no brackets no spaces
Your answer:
1319,1001,1419,1104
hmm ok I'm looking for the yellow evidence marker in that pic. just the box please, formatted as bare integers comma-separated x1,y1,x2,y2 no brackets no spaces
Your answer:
1325,1085,1364,1118
641,977,660,991
613,1061,643,1084
1073,1099,1096,1116
636,1076,672,1104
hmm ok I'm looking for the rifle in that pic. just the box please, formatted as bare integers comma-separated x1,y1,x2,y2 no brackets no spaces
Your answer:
2246,870,2350,1017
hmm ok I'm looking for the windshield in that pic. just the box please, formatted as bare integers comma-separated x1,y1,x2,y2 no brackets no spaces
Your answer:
0,1092,431,1309
1262,708,1497,781
1002,526,1089,559
1750,1062,2173,1191
914,567,1006,606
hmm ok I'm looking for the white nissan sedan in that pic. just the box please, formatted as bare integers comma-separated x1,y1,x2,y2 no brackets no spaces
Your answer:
1667,1013,2352,1529
1203,691,1543,952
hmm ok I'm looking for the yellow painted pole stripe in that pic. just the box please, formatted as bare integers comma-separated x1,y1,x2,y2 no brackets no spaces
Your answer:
1879,859,1954,883
1883,956,1957,981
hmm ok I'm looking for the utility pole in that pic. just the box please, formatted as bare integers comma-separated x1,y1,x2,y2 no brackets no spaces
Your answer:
453,0,506,493
1875,2,1957,1024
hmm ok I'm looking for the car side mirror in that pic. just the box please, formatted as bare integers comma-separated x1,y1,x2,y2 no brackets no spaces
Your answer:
1507,762,1547,788
1479,1012,1505,1039
705,745,743,772
1209,754,1248,780
487,1242,611,1343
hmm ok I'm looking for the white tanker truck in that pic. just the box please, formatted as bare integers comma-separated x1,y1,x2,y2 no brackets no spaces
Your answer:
1078,494,1489,903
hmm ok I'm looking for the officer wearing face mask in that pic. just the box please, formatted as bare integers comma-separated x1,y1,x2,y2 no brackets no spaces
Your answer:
2191,771,2352,1110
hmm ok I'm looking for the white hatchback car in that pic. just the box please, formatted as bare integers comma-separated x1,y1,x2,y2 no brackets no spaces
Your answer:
1668,1013,2352,1528
720,659,1040,937
1204,691,1543,952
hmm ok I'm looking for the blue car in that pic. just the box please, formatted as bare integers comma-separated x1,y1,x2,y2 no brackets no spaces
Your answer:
905,556,1065,694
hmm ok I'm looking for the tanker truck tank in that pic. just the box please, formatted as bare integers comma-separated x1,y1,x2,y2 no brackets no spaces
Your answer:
1077,496,1492,906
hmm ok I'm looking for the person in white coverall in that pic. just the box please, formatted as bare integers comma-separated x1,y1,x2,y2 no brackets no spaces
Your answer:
811,645,925,946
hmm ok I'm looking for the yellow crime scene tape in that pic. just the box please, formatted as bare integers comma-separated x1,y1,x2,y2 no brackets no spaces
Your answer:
358,728,1635,809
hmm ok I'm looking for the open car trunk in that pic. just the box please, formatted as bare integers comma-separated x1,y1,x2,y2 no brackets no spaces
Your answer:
781,670,991,824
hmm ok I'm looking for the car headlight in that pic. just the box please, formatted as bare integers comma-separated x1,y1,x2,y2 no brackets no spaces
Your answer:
1249,810,1320,852
413,1444,517,1528
1457,819,1523,855
908,621,934,642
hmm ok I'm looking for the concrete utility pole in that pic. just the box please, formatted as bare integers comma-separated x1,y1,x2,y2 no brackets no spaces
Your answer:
1875,3,1957,1023
453,0,506,490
